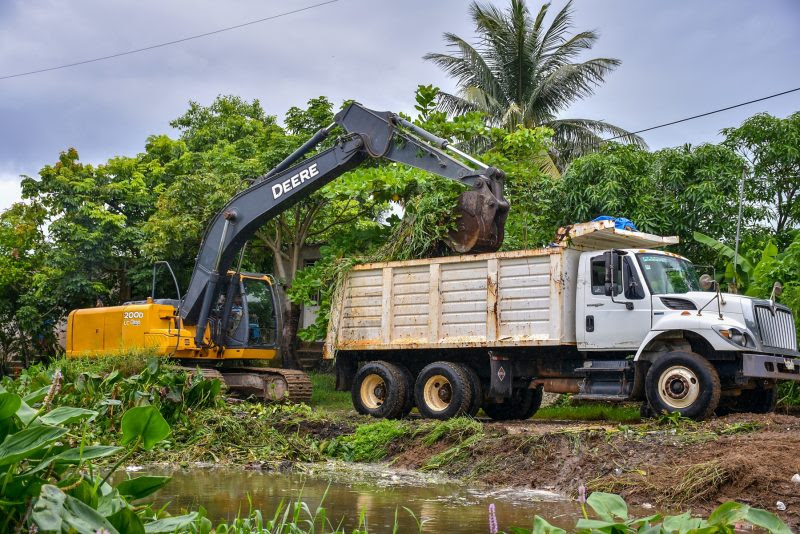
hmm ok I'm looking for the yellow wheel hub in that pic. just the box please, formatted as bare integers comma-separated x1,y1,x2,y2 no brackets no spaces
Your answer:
360,374,386,410
423,374,452,412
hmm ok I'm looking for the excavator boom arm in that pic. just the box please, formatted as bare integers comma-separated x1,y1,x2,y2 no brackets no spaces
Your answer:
181,103,508,347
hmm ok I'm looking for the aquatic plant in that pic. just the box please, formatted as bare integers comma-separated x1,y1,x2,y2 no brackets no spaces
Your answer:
507,491,791,534
3,354,223,436
0,373,200,532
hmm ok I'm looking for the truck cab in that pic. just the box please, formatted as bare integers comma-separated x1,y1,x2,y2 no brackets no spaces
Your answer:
573,247,798,417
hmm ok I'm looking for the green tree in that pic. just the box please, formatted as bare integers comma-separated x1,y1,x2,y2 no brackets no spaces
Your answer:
0,202,49,368
20,148,168,316
559,142,746,264
424,0,643,165
723,112,800,239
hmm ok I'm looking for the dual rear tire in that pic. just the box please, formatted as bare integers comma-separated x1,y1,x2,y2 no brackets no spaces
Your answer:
352,360,540,420
352,360,476,420
351,361,411,419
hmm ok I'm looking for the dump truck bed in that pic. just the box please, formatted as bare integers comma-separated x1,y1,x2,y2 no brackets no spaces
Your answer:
325,247,581,354
324,220,679,357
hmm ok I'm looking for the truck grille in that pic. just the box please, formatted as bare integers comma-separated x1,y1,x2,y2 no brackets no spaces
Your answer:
754,304,797,351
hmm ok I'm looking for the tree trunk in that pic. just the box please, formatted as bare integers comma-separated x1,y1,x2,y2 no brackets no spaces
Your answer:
280,298,303,370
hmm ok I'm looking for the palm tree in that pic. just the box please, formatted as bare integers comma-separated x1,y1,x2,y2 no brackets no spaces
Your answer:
425,0,645,166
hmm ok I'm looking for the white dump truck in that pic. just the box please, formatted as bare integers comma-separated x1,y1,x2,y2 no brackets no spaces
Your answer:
325,220,800,420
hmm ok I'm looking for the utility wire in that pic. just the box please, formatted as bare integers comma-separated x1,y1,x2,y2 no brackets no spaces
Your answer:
0,0,339,81
603,86,800,141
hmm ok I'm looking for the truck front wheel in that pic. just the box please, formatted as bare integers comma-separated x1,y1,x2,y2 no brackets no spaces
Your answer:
645,351,721,420
352,361,410,419
414,362,473,420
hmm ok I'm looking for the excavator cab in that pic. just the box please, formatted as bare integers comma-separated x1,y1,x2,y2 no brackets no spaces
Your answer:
216,272,281,353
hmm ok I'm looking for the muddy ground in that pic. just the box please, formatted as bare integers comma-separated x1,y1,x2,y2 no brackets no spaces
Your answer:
291,412,800,527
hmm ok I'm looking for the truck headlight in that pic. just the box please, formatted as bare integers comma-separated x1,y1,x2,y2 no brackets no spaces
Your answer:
712,325,754,348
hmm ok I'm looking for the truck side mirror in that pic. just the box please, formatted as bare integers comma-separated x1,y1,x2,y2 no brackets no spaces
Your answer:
699,274,716,291
603,250,617,296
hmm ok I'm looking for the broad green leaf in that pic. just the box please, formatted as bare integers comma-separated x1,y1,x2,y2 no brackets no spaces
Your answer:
761,241,779,262
532,515,567,534
144,512,199,533
19,456,56,477
121,405,171,450
23,385,52,404
101,369,121,388
62,493,120,534
109,507,145,534
146,357,160,376
0,417,17,444
55,445,123,464
707,501,747,525
16,399,38,426
39,406,98,426
96,489,127,517
693,231,754,274
587,491,628,521
116,475,172,500
31,484,66,532
744,507,792,534
0,392,21,420
0,425,67,465
575,517,618,531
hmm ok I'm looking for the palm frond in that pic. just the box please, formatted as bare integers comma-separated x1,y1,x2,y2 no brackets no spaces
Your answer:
539,1,573,52
530,58,621,120
546,118,645,163
437,91,480,117
424,32,507,109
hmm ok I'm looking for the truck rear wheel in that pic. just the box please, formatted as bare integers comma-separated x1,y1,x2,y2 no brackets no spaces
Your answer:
463,365,483,417
645,351,720,420
352,361,410,419
483,386,543,421
414,362,473,420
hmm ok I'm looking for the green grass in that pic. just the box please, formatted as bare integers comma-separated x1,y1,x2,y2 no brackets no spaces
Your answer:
46,349,157,378
533,403,641,423
309,372,353,411
327,419,409,462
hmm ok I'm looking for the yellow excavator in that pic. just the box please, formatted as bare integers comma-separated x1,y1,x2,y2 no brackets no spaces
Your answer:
65,102,509,402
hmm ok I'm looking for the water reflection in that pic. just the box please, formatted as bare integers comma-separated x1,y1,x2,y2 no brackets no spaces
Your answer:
131,466,579,533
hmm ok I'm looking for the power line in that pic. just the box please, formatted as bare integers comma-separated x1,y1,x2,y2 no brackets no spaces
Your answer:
604,85,800,141
0,0,339,81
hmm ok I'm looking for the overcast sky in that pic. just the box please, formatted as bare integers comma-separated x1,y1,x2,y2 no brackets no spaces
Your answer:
1,0,798,211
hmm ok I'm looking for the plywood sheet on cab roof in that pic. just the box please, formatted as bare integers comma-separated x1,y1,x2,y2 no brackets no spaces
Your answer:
555,220,679,251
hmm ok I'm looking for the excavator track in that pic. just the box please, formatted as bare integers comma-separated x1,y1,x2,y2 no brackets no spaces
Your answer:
220,367,313,404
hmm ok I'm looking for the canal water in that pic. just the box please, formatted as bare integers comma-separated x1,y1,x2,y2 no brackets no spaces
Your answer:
136,465,580,532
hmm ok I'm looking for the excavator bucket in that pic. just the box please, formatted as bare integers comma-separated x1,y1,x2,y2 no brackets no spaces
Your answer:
447,168,509,254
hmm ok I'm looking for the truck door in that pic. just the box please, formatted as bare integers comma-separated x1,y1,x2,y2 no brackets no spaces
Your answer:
578,252,651,350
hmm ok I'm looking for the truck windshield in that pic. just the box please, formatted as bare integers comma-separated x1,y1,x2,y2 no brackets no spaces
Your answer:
637,253,699,294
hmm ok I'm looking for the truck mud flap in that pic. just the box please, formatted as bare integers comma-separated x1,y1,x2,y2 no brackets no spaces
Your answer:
742,353,800,380
489,352,513,398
